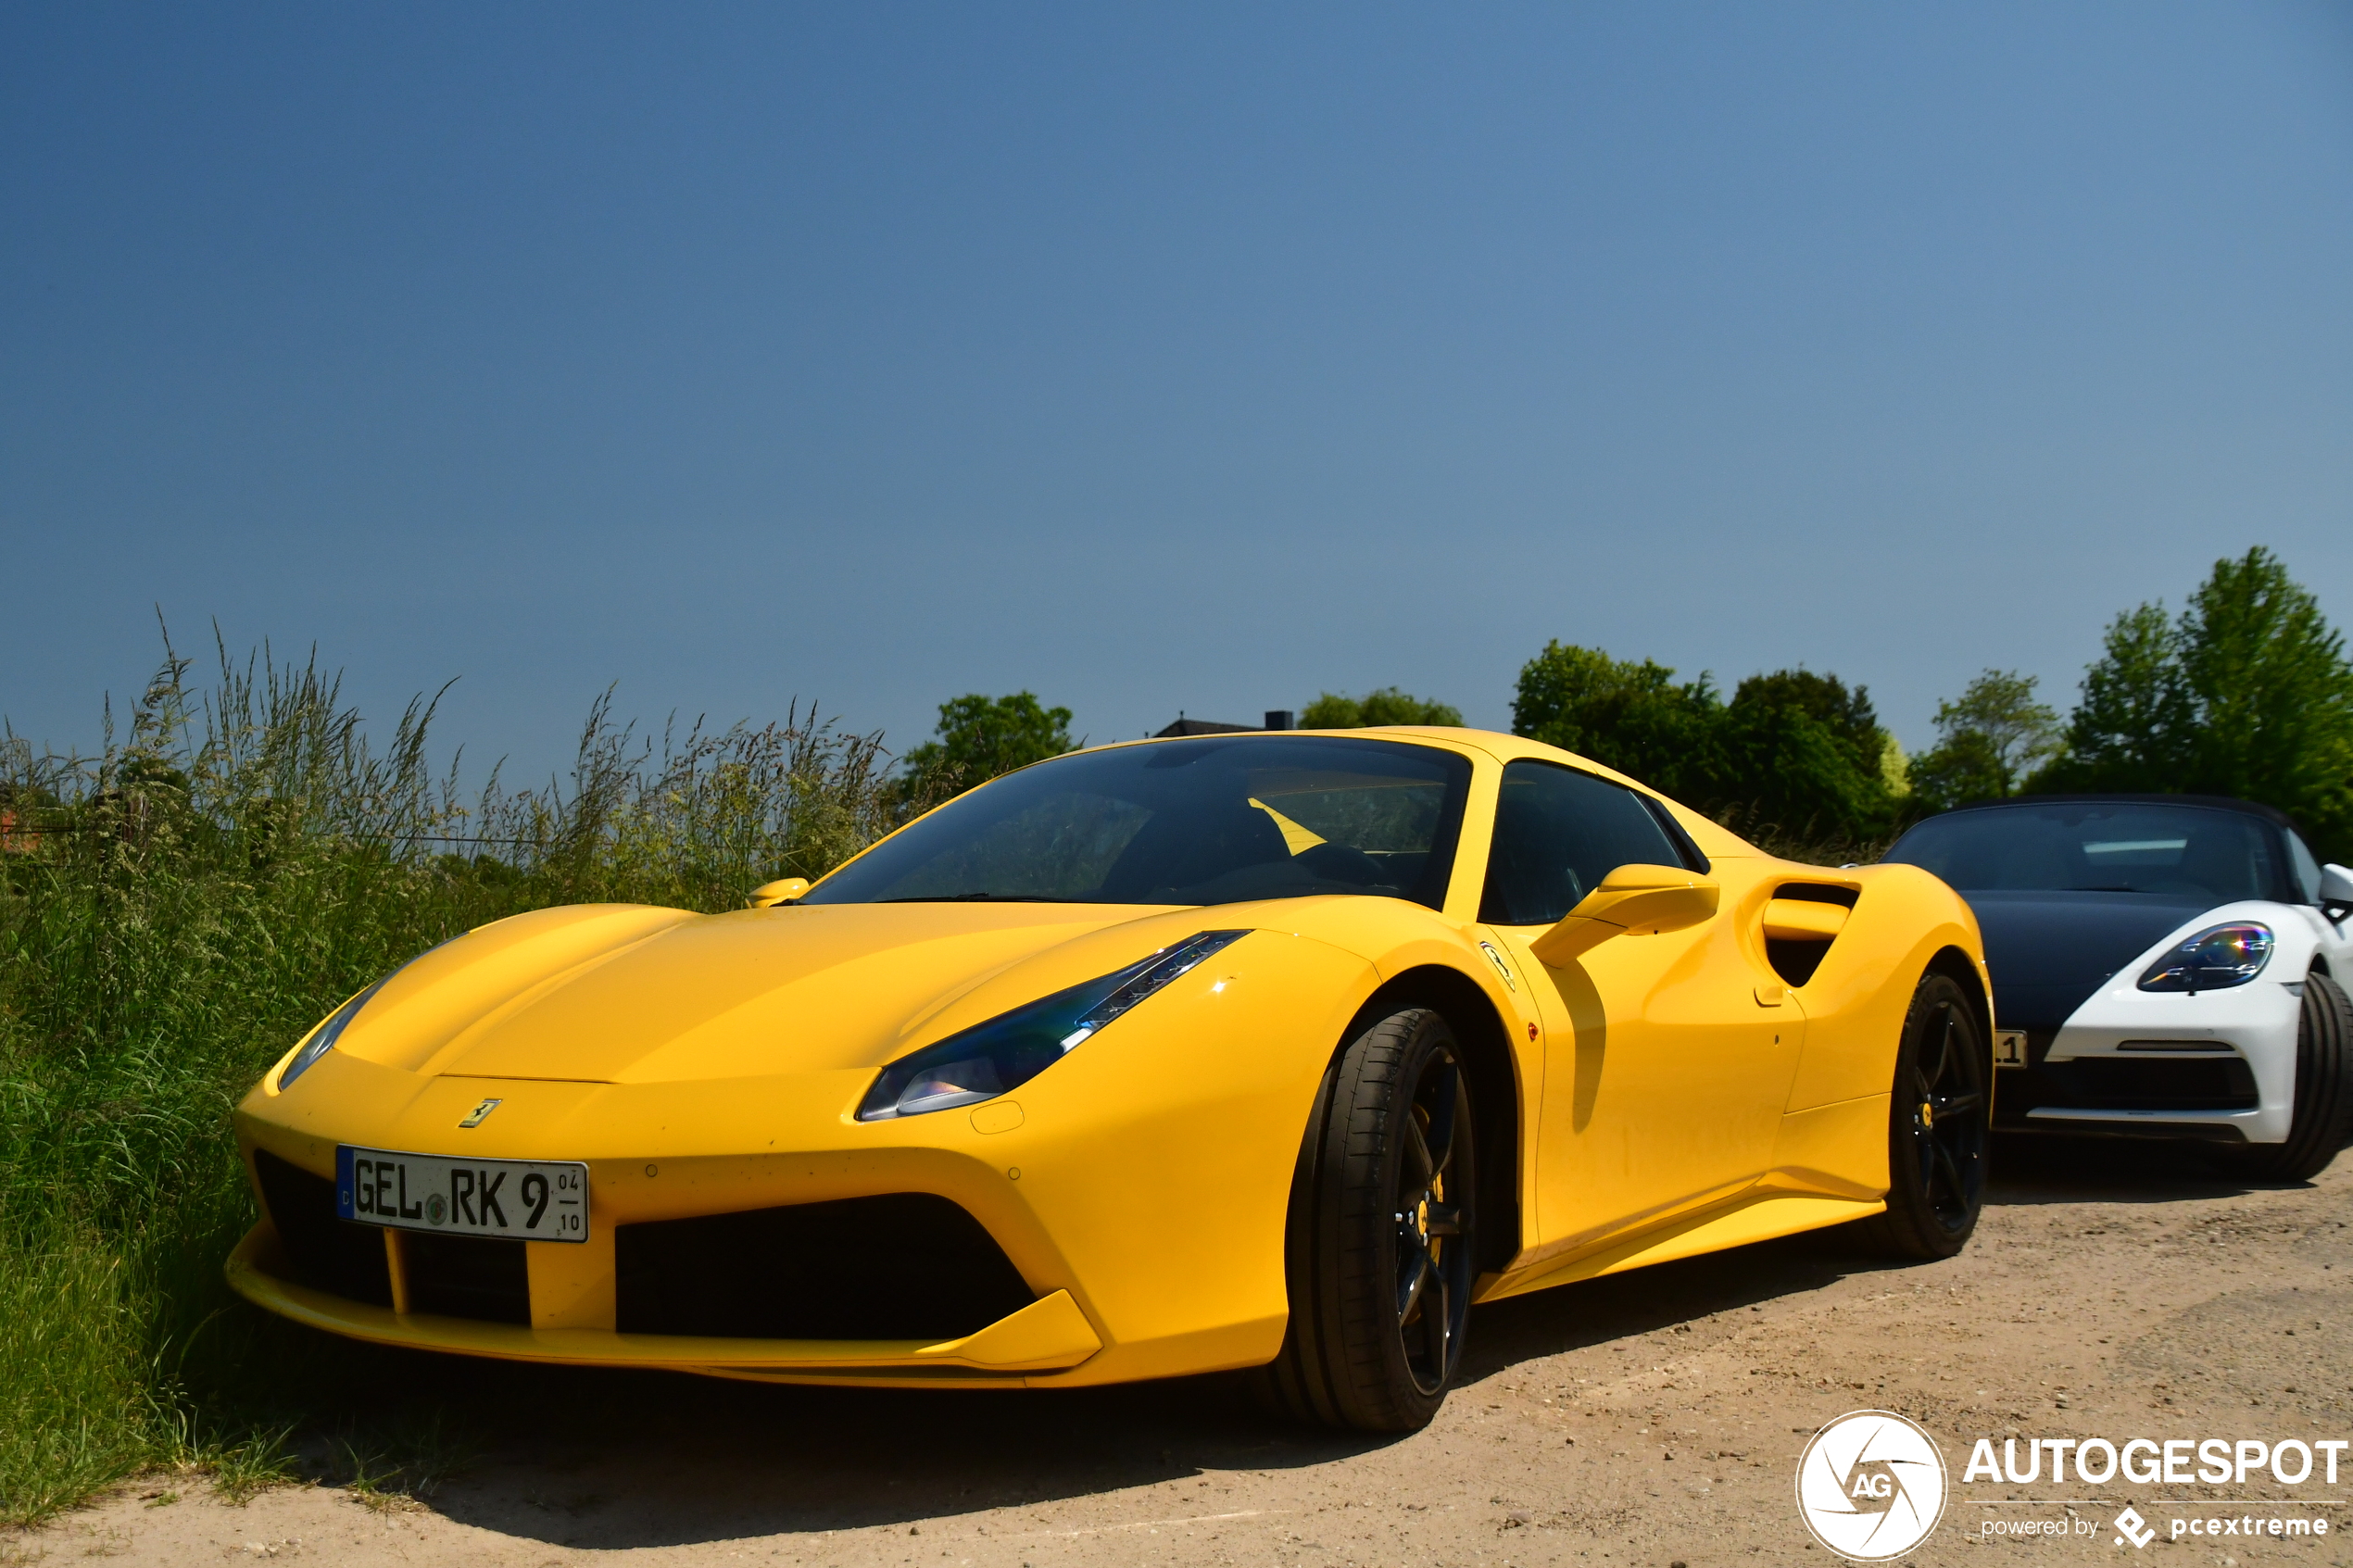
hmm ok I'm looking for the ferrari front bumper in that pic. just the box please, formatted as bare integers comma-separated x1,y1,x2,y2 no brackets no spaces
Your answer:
224,1223,1103,1386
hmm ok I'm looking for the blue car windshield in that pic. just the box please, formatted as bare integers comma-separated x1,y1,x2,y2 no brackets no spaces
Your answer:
1884,801,2288,903
804,735,1473,909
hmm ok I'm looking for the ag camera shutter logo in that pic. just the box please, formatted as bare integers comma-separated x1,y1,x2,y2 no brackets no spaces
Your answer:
1795,1411,1949,1561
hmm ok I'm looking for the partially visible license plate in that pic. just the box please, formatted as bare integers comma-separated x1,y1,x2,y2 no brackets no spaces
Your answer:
1993,1030,2028,1069
335,1146,589,1242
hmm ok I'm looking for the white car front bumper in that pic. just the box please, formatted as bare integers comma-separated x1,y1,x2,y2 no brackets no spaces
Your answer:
2007,974,2304,1146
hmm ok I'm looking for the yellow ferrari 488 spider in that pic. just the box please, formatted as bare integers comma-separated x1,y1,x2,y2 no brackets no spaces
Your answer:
230,728,1993,1430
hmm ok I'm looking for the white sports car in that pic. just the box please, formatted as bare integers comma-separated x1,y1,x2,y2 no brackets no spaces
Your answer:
1882,794,2353,1179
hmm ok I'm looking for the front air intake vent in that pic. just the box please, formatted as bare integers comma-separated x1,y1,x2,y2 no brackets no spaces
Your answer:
252,1149,393,1307
2005,1055,2259,1116
402,1232,530,1324
615,1194,1035,1340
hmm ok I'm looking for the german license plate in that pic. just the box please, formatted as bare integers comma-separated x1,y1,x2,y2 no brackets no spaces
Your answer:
1993,1030,2028,1069
335,1146,589,1242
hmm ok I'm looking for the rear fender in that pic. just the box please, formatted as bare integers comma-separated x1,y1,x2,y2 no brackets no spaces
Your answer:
1782,863,1989,1112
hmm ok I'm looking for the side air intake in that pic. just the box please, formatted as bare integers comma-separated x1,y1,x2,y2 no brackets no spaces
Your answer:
615,1194,1035,1340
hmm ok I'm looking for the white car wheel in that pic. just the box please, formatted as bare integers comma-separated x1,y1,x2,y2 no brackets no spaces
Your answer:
2213,972,2353,1183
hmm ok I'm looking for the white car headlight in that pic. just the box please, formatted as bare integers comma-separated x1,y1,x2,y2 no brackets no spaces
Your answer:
2137,922,2274,994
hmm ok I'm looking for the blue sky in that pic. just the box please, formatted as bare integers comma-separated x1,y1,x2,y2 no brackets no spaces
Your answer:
5,4,2350,781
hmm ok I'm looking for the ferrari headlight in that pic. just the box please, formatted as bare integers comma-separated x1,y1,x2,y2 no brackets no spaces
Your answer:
276,981,388,1088
277,937,461,1089
2137,922,2274,994
857,929,1248,1121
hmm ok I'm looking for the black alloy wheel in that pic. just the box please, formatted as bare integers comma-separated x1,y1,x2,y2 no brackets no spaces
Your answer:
1393,1039,1473,1397
1255,1007,1478,1431
1857,972,1989,1259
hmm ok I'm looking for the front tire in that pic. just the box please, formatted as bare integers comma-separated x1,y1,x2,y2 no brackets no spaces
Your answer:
1255,1007,1477,1432
1855,971,1989,1260
2210,972,2353,1184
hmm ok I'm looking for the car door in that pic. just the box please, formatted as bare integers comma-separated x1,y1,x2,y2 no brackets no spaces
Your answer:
1477,760,1798,1250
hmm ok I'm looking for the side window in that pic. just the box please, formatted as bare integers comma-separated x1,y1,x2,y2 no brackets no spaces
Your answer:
2289,831,2324,904
1479,760,1683,926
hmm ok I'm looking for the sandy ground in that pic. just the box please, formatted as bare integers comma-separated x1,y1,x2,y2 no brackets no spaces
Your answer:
15,1135,2353,1568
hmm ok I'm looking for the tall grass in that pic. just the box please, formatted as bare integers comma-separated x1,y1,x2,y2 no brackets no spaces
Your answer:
0,633,914,1524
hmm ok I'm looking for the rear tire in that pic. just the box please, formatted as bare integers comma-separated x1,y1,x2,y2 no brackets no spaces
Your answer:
1252,1007,1477,1432
2209,973,2353,1184
1854,972,1989,1260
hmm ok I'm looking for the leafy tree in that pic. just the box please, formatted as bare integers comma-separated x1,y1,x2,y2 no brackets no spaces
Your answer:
898,692,1076,795
1510,643,1896,844
1509,644,1724,800
1730,670,1883,769
1714,671,1902,841
1908,670,2061,810
2038,548,2353,856
2042,603,2185,789
1302,687,1465,729
1906,728,2006,813
1878,734,1913,799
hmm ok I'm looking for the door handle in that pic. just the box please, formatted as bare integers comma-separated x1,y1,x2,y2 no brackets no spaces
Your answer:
1755,982,1787,1007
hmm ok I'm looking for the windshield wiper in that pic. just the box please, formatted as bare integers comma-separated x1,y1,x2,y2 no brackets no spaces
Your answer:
880,892,1069,903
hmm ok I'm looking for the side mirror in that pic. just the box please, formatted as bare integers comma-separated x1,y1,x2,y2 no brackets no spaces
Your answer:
1529,863,1720,966
2322,863,2353,924
748,877,812,909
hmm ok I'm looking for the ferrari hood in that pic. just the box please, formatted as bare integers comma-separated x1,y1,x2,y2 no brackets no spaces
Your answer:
1965,890,2213,1032
326,900,1206,1085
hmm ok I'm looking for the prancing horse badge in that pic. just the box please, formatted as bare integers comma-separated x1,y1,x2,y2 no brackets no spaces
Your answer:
458,1098,503,1129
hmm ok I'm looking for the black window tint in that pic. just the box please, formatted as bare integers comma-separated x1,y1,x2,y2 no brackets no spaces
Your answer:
1479,760,1684,925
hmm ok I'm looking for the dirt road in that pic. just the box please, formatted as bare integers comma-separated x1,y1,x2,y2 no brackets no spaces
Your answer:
18,1136,2353,1567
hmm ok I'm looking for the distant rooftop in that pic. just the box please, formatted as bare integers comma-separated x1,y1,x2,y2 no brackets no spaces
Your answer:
1154,709,1296,738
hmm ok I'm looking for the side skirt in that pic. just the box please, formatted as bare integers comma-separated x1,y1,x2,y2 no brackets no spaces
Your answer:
1474,1188,1885,1302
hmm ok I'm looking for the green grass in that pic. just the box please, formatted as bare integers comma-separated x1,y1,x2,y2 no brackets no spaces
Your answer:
0,634,918,1524
0,1230,159,1521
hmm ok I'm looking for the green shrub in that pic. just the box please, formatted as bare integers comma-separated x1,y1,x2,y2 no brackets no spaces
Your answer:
1299,687,1464,729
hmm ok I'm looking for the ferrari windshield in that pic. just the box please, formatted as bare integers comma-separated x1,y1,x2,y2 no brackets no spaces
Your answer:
804,735,1472,908
1883,801,2290,903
